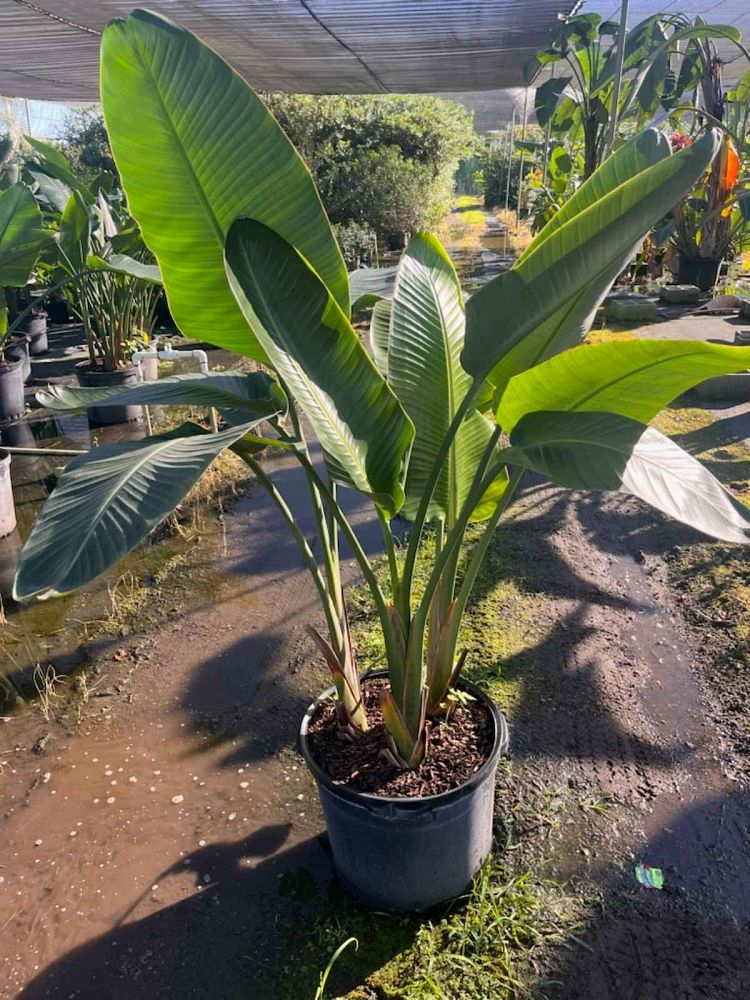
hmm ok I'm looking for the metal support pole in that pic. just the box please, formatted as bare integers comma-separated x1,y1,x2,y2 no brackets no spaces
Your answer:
516,88,530,227
605,0,630,159
542,65,555,187
504,105,516,214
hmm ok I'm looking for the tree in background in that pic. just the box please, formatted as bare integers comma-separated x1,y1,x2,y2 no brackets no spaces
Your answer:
265,94,478,245
58,107,117,182
57,97,478,251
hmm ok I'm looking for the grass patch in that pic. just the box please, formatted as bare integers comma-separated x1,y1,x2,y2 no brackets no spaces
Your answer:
584,326,637,345
265,856,571,999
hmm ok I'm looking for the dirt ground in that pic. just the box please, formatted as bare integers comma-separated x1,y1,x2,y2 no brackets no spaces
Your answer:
3,412,750,997
2,232,750,996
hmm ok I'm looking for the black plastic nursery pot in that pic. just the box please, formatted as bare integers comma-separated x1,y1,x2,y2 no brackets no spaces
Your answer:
676,254,721,292
0,358,26,422
76,364,141,426
0,450,16,539
300,672,509,913
23,313,48,356
4,336,31,382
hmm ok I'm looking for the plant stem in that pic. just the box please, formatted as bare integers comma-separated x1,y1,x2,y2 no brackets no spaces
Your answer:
294,452,402,684
399,378,482,622
243,454,343,650
377,507,400,608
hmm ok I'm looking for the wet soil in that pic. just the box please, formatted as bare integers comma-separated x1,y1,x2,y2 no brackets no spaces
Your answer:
2,291,750,995
306,677,493,797
492,482,750,999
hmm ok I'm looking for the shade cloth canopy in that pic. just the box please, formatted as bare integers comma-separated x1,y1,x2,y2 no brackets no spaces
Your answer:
0,0,578,101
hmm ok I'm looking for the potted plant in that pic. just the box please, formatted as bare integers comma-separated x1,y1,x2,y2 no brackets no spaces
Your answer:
54,189,162,424
13,11,750,913
669,135,748,290
0,183,55,419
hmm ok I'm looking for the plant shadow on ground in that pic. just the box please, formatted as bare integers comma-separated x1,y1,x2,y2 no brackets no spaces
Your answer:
539,790,750,1000
15,401,750,998
13,823,411,999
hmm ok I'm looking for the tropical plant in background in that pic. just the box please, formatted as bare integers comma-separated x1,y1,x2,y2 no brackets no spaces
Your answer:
21,138,162,371
14,11,750,769
666,61,750,284
527,12,744,178
0,180,55,354
524,143,583,232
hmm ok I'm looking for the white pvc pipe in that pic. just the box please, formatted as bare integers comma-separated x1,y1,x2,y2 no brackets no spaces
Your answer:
132,341,218,433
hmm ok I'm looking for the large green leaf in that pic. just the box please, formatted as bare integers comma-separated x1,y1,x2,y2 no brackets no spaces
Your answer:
369,299,391,376
535,76,572,128
498,339,750,432
0,184,55,287
388,233,503,524
27,170,71,214
25,137,94,203
502,410,750,543
87,253,162,284
225,219,413,515
14,420,263,601
462,129,719,388
620,25,743,120
59,190,91,275
350,265,398,314
37,370,283,416
483,131,673,394
100,8,348,360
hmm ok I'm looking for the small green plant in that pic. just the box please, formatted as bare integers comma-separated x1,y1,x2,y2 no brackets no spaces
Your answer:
314,937,358,1000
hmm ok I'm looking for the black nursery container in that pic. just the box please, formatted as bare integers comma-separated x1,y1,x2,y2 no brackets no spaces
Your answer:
23,313,48,356
76,365,141,426
4,336,31,382
300,673,509,913
0,358,26,421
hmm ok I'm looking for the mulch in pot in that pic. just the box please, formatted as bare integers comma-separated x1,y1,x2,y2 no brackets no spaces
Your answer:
306,676,493,798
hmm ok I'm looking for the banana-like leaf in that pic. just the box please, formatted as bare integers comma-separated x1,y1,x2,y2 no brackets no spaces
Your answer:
27,170,71,214
498,339,750,432
462,130,719,388
225,218,413,514
535,76,572,128
86,253,162,284
349,265,398,314
480,130,671,394
37,370,284,418
100,8,348,360
26,136,94,203
388,233,504,524
59,190,91,275
619,25,743,121
369,299,391,375
14,420,265,601
0,184,55,286
502,410,750,544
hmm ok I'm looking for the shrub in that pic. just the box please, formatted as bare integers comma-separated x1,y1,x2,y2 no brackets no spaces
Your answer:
265,94,479,242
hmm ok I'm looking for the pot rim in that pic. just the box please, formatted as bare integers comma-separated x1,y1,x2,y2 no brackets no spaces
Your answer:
75,362,137,377
299,669,509,808
0,356,24,374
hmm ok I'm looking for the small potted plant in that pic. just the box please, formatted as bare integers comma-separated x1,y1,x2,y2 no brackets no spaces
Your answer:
0,183,55,418
14,11,750,914
55,190,162,425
